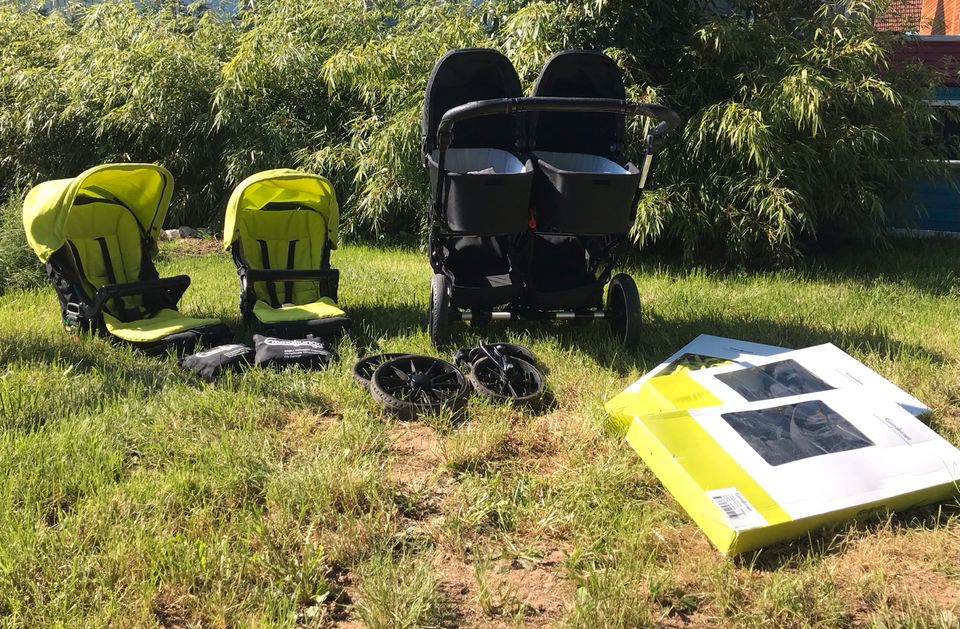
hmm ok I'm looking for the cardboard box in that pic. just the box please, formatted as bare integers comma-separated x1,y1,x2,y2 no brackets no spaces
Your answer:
606,335,788,431
625,390,960,555
606,343,928,433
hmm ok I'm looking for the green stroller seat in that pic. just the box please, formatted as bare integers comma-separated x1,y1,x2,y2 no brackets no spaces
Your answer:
22,163,231,354
223,169,350,339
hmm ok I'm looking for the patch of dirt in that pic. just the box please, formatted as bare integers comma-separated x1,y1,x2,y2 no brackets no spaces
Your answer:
829,528,960,616
389,423,444,485
431,548,572,628
168,238,222,257
151,588,194,628
484,549,572,619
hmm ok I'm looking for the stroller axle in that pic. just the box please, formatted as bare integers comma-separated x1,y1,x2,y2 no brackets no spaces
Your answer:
453,310,606,322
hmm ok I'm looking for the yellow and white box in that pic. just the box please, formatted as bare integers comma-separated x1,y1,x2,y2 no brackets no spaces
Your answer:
624,389,960,555
607,343,928,433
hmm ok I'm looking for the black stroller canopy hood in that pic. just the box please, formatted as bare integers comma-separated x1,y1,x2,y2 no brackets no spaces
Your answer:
531,50,628,156
422,48,523,153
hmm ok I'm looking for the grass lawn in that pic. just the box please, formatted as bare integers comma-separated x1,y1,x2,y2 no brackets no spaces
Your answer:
1,237,959,627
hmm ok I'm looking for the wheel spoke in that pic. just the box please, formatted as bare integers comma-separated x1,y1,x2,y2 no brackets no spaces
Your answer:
431,372,458,385
389,365,410,382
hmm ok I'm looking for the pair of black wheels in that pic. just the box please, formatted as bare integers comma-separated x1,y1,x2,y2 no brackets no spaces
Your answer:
428,272,642,347
353,353,468,420
463,347,544,406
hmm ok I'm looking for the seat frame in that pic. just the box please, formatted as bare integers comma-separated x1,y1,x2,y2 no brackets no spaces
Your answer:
231,238,350,339
45,244,229,355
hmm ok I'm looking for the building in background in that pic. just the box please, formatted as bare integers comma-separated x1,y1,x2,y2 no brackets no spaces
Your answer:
877,1,960,233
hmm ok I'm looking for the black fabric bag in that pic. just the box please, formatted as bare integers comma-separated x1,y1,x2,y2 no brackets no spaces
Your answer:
180,343,254,380
253,335,335,370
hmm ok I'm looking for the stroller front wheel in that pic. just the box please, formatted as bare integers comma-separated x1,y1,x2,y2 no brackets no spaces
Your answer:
429,273,452,346
606,273,642,346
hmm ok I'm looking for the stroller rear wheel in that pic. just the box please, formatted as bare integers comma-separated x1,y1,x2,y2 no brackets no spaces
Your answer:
606,273,642,346
429,273,452,347
468,355,544,406
369,355,468,420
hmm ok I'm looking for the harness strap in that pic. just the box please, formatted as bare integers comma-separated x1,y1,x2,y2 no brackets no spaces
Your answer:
284,240,298,305
95,236,139,320
66,242,89,291
257,239,281,308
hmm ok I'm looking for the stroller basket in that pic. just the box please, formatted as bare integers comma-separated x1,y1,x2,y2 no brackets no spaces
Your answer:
532,151,640,234
427,148,533,235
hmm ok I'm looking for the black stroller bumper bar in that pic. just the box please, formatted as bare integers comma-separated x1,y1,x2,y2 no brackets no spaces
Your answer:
435,96,681,150
243,268,339,282
89,275,191,314
66,275,192,323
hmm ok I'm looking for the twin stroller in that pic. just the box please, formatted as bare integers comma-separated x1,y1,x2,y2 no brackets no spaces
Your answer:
22,165,348,354
423,49,678,346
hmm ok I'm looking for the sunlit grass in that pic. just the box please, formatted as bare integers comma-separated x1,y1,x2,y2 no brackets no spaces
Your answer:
0,237,958,626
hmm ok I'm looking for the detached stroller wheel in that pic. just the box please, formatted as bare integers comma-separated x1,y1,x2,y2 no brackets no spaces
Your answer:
606,273,642,346
469,356,544,406
429,273,452,347
352,353,413,387
369,355,468,420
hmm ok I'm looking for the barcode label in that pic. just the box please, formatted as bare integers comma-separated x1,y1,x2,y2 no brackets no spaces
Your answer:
706,488,767,530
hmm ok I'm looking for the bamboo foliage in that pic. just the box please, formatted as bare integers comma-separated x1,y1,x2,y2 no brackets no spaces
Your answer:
0,0,944,271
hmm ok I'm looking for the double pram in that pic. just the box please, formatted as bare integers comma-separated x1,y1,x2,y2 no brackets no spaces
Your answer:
422,49,679,346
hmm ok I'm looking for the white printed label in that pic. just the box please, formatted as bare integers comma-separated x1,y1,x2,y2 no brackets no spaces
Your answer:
706,488,768,530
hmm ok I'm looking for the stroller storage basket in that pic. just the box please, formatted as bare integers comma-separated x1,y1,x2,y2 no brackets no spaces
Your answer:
428,149,533,235
532,151,640,235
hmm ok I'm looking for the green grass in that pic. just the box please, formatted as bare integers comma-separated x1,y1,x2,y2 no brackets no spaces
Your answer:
1,237,959,627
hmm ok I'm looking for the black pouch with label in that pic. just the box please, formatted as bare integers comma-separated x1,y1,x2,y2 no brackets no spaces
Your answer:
253,335,335,370
179,343,255,380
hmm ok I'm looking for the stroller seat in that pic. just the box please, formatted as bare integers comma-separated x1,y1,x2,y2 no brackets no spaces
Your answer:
529,50,642,235
431,148,529,175
23,163,230,354
224,169,349,339
65,197,220,341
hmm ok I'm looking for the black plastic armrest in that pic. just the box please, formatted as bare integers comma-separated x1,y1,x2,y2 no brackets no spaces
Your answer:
243,268,337,282
87,275,191,316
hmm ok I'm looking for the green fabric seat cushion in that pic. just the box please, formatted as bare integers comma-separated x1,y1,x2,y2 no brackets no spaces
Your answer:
104,308,221,343
238,208,330,306
252,298,345,324
63,198,144,315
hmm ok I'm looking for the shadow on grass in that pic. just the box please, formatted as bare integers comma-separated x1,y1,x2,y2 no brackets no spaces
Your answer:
0,331,182,391
632,236,960,297
516,310,949,380
346,303,427,350
737,498,960,572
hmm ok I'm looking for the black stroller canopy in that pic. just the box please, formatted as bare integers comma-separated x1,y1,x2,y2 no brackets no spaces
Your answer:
531,50,628,156
422,48,523,153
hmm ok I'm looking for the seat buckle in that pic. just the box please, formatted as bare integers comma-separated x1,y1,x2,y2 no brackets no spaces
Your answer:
64,302,82,328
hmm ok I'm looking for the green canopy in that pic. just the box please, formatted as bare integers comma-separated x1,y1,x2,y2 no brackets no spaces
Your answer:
22,163,174,263
223,169,339,250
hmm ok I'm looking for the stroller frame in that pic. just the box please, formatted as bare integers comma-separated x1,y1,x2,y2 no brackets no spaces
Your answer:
424,52,679,346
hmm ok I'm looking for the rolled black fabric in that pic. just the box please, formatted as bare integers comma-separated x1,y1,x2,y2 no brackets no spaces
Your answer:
253,335,335,370
180,343,254,380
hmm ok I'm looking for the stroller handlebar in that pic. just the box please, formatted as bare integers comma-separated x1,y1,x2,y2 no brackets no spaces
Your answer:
435,97,681,150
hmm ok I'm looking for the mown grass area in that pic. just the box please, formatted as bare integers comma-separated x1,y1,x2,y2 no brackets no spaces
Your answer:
0,238,959,627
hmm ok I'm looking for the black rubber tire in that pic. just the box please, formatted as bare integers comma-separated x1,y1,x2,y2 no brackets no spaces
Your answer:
369,354,468,420
429,274,452,347
351,353,413,387
468,355,545,406
606,273,642,346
